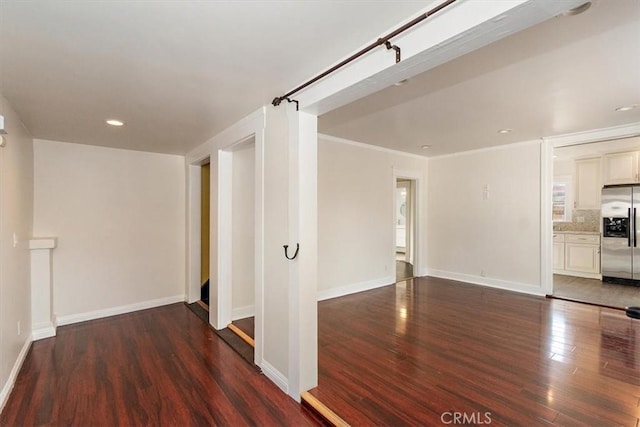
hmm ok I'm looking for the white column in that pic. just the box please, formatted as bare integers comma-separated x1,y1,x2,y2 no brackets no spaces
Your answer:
30,238,57,340
287,109,318,398
261,105,318,400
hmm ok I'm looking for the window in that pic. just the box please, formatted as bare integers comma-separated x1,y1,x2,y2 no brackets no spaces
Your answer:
552,176,572,222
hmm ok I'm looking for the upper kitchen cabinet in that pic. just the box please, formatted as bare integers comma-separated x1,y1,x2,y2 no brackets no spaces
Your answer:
574,157,601,209
603,151,639,185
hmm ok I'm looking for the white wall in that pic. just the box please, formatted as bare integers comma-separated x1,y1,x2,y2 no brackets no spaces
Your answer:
0,94,34,411
318,136,428,298
231,141,255,318
262,107,290,382
427,141,543,294
33,139,186,322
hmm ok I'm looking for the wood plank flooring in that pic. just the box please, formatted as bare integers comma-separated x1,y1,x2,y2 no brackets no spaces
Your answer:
0,303,317,426
310,276,640,426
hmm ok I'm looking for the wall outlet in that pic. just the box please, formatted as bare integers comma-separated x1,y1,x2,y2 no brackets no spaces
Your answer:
577,216,585,223
17,321,21,336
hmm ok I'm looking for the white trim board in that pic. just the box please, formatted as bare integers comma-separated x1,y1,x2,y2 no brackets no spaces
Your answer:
0,334,32,413
317,276,395,302
56,294,184,326
426,269,546,297
545,122,640,148
231,305,255,321
318,133,427,160
32,324,56,341
260,360,289,397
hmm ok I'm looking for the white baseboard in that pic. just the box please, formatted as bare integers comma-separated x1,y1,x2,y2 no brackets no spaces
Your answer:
231,305,255,321
0,334,32,413
56,294,185,326
416,267,428,278
32,323,56,341
261,360,288,395
317,275,395,301
426,269,546,297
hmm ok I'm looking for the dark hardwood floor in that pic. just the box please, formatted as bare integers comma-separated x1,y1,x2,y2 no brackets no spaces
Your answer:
0,303,317,426
310,276,640,426
5,278,640,426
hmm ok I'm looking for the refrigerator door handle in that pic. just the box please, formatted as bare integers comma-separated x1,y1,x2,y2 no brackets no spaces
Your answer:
629,208,632,247
635,208,637,247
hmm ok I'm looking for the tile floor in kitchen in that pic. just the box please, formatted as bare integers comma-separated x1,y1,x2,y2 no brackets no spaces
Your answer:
553,274,640,309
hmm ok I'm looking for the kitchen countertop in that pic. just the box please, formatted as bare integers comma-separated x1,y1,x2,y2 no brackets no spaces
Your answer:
553,230,600,235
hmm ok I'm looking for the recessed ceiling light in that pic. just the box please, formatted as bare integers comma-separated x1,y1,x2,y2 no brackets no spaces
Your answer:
394,79,409,87
561,2,591,17
106,119,125,126
421,144,431,149
615,104,639,112
498,129,512,134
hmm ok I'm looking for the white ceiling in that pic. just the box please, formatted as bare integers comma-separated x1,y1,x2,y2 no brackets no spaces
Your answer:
319,0,640,157
0,0,432,154
3,1,638,157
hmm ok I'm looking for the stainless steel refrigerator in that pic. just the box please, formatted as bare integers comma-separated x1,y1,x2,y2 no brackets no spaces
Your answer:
602,185,640,285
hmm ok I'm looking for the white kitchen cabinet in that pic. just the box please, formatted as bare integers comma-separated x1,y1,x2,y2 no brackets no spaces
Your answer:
564,234,601,277
553,234,565,271
554,233,601,279
603,151,639,185
574,158,602,209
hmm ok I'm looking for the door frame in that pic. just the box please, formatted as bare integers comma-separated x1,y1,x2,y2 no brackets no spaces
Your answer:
395,179,413,264
393,169,422,278
186,108,266,368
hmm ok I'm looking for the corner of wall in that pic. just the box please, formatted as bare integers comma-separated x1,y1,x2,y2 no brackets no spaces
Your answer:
0,334,32,414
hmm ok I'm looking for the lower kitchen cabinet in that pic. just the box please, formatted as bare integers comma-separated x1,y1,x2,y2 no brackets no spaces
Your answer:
553,234,565,270
553,233,601,279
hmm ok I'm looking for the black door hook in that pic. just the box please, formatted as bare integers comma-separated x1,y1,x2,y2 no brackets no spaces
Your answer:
283,243,300,260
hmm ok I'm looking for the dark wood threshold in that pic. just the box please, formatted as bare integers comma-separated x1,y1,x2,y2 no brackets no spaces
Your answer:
546,293,626,311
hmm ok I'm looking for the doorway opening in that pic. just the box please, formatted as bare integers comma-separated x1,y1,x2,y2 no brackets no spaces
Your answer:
200,162,211,308
550,136,640,309
395,178,415,282
228,138,256,348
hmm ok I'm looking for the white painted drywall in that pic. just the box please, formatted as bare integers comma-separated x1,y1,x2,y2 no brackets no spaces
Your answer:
231,141,255,316
0,94,34,411
318,136,428,296
262,107,290,381
427,142,542,293
33,139,186,320
553,159,573,176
